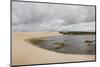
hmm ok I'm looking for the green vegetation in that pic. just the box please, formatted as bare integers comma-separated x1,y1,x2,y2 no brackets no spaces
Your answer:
59,31,95,35
54,42,65,49
84,40,94,43
30,40,44,44
84,40,95,46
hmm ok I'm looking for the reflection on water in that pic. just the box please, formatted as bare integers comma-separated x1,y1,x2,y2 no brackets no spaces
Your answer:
26,35,95,55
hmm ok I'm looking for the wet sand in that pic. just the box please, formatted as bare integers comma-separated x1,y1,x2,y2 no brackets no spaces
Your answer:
12,32,95,65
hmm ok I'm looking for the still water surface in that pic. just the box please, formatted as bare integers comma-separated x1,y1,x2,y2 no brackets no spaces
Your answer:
27,35,95,55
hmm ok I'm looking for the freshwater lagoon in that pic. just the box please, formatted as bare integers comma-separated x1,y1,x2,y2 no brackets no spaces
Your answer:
26,34,95,55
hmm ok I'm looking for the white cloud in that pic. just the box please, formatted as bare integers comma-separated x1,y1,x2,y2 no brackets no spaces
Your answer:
60,21,95,32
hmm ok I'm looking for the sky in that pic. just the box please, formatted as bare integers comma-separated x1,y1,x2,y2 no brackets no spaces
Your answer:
12,1,95,32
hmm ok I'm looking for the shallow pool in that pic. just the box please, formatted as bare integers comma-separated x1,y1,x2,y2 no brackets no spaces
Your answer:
26,35,95,55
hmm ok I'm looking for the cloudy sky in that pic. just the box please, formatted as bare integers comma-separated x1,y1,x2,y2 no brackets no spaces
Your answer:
12,1,95,32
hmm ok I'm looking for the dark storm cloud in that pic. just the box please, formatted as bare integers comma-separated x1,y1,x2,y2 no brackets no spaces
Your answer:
12,1,95,32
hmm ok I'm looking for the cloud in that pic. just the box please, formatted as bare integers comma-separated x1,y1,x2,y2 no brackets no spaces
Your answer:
60,21,95,32
12,1,95,32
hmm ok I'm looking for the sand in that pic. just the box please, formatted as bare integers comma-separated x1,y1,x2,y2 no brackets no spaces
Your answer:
12,32,95,65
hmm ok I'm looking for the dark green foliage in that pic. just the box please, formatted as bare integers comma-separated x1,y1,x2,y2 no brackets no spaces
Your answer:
30,40,44,44
59,31,95,35
84,40,94,43
54,42,65,49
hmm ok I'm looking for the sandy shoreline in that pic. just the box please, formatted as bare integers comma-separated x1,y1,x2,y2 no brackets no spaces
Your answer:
12,32,95,65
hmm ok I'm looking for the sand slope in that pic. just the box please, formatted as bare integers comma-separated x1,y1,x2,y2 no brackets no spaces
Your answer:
12,32,95,65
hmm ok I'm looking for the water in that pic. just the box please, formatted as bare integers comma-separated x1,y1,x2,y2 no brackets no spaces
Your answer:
27,35,95,55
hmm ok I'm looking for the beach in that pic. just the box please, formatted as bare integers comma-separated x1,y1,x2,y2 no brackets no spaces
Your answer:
12,32,95,65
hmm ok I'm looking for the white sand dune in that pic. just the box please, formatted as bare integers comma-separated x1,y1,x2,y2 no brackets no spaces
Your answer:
12,32,95,65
